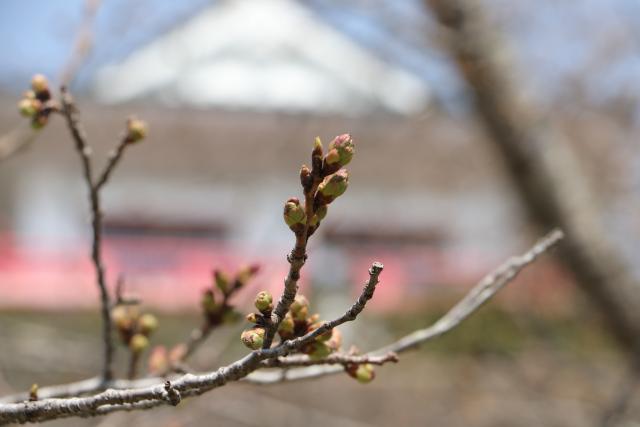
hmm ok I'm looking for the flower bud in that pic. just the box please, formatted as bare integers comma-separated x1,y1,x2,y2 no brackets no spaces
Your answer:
148,346,169,376
316,205,328,220
138,313,158,335
254,290,273,313
278,312,295,339
326,328,343,351
31,115,48,130
246,312,260,324
236,263,260,288
289,294,309,321
348,363,375,384
29,383,38,401
126,118,147,143
214,269,230,294
312,137,323,158
31,74,49,96
306,341,332,360
318,169,349,199
112,305,136,331
169,343,187,364
241,327,265,350
129,333,150,354
201,289,217,314
283,197,306,227
328,134,354,166
300,164,312,190
18,98,38,117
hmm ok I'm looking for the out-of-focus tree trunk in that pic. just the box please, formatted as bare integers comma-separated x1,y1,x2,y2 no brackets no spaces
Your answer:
425,0,640,352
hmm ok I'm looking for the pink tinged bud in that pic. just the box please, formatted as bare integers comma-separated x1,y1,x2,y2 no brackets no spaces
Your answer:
126,118,147,143
254,291,273,313
327,328,343,351
129,333,150,354
148,346,169,376
318,169,349,199
347,363,375,384
137,313,158,335
328,133,355,166
214,269,231,294
241,327,265,350
30,74,49,95
169,344,187,364
325,148,340,165
283,197,306,227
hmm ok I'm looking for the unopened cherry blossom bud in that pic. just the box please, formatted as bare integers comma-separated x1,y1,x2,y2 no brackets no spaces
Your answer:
126,118,147,143
129,333,150,354
318,169,349,199
18,98,38,117
283,197,306,227
201,289,216,314
300,164,312,190
214,269,230,294
351,363,375,384
309,322,332,342
241,327,265,350
328,133,354,166
278,313,295,339
307,341,332,360
31,74,49,96
289,294,309,321
254,291,273,313
138,313,158,335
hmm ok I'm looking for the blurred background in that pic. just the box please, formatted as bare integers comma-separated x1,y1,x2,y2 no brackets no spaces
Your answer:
0,0,639,426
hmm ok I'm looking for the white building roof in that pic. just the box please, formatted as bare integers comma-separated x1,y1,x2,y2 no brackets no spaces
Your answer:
92,0,430,115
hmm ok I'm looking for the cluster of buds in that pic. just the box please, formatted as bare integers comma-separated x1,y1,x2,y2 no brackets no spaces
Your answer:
18,74,56,129
283,134,354,236
240,290,274,350
111,304,159,355
201,264,260,327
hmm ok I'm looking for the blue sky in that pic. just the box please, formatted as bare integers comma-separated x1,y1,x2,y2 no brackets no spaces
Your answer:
0,0,638,112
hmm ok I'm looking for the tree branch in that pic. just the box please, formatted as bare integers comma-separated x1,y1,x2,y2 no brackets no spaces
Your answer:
60,87,114,382
0,261,384,424
246,229,564,384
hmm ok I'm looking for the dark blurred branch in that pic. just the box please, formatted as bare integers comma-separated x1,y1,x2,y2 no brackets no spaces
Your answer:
424,0,640,353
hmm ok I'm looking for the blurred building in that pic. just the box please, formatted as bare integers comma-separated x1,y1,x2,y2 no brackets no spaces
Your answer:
0,0,594,311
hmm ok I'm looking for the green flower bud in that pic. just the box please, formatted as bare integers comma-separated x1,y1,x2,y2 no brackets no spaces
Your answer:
318,169,349,199
300,164,312,190
111,305,137,332
316,205,328,220
254,291,273,313
126,118,147,143
283,197,306,227
306,341,333,360
129,333,150,354
31,115,48,130
289,294,309,320
325,148,340,165
201,289,216,313
328,134,354,166
18,98,39,117
138,313,158,335
240,327,265,350
214,269,230,294
350,363,375,384
278,313,295,339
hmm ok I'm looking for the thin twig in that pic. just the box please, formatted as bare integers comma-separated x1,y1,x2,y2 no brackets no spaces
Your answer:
60,87,114,382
